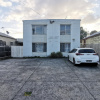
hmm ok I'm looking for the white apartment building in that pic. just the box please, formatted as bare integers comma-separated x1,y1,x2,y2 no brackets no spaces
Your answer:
23,19,80,57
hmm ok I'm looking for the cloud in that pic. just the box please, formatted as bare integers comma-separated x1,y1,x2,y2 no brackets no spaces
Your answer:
82,14,100,24
0,0,12,7
5,0,96,20
0,10,2,13
10,0,19,2
0,0,100,38
82,14,100,32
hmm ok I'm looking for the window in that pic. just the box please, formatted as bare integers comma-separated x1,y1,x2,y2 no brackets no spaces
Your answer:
69,49,77,53
60,25,71,35
10,42,13,46
78,49,95,53
60,43,70,52
32,43,47,52
32,25,47,35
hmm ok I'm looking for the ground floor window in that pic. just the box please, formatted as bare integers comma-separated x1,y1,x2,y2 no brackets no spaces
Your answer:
32,43,47,52
60,43,70,52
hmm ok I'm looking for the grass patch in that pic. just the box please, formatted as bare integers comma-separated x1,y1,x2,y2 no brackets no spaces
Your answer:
24,91,32,96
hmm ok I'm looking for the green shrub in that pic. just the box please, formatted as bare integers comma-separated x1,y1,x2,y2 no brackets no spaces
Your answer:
50,52,57,58
50,52,63,58
56,52,63,58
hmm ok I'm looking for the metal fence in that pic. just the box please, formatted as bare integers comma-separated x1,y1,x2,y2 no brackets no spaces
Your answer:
81,43,100,58
0,46,11,58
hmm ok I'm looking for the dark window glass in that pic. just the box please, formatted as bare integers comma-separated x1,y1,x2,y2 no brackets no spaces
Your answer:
32,43,47,52
32,25,47,35
78,49,95,53
60,25,71,35
60,43,65,52
10,42,13,46
60,43,70,52
60,25,65,35
69,49,77,53
36,26,43,34
32,43,36,52
43,43,47,52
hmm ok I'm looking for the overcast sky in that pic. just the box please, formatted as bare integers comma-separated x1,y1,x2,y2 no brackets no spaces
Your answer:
0,0,100,38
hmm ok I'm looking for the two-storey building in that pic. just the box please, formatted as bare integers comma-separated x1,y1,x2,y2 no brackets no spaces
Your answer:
23,19,80,57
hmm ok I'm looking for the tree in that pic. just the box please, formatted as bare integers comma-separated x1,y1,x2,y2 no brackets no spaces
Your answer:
90,30,97,35
80,27,88,40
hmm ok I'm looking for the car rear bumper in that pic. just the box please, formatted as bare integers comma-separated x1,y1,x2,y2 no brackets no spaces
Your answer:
75,58,99,64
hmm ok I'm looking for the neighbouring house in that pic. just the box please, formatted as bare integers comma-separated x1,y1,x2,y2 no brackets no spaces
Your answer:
23,19,81,57
16,38,23,46
0,32,16,46
82,31,100,45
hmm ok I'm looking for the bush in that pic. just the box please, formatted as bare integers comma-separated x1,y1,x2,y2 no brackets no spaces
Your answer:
50,52,57,58
50,52,63,58
56,52,63,58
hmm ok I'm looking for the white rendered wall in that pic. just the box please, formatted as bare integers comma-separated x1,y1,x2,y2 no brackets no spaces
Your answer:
23,21,32,57
23,19,80,57
47,23,60,56
71,21,80,50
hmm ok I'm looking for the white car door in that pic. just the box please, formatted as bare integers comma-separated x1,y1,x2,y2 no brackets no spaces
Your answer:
69,49,77,62
69,49,75,62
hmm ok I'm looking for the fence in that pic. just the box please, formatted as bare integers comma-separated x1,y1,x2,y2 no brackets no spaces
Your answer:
0,46,11,58
11,46,23,57
81,43,100,57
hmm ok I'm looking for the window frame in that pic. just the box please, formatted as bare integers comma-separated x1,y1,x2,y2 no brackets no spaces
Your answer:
10,42,13,46
60,43,71,52
69,49,77,53
32,25,47,35
78,49,95,53
32,43,47,52
60,24,71,35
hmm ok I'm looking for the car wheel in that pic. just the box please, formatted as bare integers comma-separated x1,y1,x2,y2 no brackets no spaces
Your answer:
73,58,77,66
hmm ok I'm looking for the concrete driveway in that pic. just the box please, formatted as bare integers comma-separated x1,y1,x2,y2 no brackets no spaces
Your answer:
0,58,100,100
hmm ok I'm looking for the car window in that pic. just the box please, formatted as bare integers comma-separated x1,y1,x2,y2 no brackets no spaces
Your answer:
78,49,95,53
69,49,77,53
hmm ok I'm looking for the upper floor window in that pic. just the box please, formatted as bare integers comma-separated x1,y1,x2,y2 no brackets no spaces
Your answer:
60,25,71,35
32,25,47,35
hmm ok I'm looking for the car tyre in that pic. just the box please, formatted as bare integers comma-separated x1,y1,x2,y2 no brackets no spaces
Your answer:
73,58,77,66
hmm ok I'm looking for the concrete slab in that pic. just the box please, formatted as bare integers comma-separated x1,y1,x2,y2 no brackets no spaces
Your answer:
0,58,100,100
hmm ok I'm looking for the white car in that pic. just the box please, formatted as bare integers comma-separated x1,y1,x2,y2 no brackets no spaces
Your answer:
68,48,99,66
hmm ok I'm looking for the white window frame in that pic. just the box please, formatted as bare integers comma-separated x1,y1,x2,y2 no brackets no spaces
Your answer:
32,43,47,52
32,25,47,35
60,43,70,52
60,24,71,35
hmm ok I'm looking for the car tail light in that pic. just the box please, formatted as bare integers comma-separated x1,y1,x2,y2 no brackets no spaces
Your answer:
76,53,84,55
93,53,98,55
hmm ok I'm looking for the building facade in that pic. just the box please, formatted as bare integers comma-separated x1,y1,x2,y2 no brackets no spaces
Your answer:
0,32,16,46
23,19,80,57
82,32,100,45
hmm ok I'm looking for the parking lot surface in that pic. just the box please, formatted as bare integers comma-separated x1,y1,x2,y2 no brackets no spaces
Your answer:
0,58,100,100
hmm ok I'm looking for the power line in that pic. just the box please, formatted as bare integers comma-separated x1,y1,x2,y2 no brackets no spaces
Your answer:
19,0,41,16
